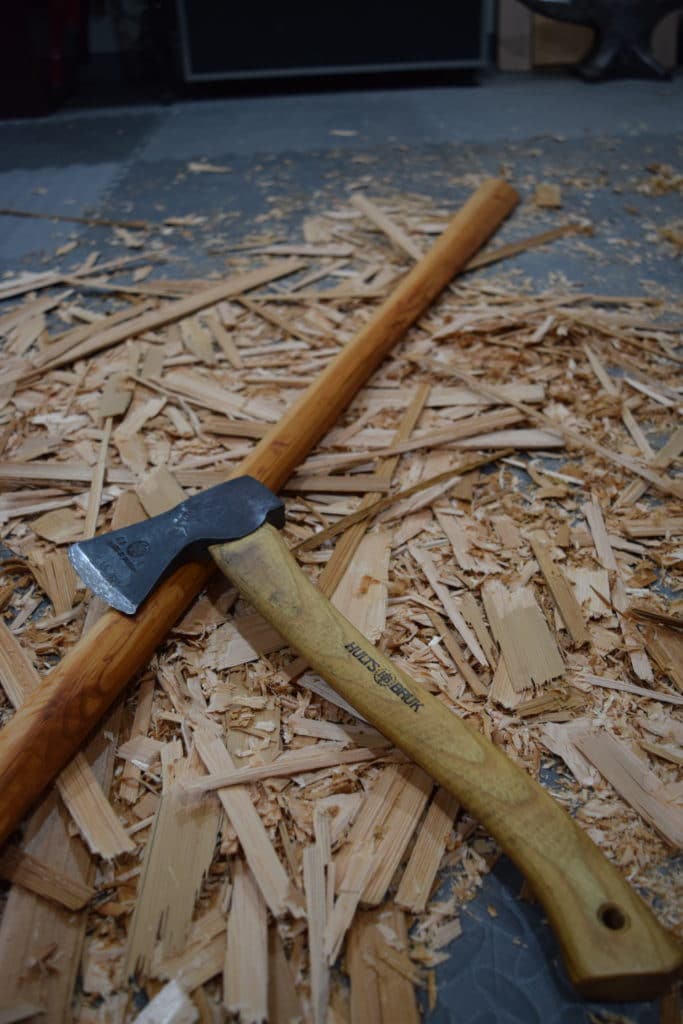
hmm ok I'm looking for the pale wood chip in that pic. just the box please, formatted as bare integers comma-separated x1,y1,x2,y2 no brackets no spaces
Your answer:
528,531,589,646
395,788,459,913
132,980,198,1024
225,861,268,1023
575,732,683,848
136,464,186,517
303,814,331,1024
482,580,564,691
534,183,563,208
193,724,290,917
123,747,221,974
331,529,390,642
0,847,94,912
28,550,79,615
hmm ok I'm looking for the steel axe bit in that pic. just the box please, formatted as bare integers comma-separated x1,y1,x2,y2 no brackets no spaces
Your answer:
69,477,285,615
68,476,682,1001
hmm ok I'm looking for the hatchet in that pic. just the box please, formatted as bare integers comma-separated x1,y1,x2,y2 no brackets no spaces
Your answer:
0,178,520,845
0,179,679,1000
67,474,682,1001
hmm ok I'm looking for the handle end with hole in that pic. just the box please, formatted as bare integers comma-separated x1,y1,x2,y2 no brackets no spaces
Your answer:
213,523,683,1003
548,883,682,1001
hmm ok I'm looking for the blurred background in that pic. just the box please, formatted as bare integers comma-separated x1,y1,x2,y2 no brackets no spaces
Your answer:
0,5,681,1024
2,1,681,117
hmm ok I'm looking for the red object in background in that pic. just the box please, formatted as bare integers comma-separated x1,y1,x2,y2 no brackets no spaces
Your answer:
50,0,84,91
0,0,83,116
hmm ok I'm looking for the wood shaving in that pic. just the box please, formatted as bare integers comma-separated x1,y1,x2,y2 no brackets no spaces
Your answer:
0,185,680,1022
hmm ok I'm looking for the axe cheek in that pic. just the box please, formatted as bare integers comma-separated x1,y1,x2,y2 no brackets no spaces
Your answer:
67,476,285,614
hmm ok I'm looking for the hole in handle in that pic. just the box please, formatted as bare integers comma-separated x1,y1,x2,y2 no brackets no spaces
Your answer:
598,903,628,931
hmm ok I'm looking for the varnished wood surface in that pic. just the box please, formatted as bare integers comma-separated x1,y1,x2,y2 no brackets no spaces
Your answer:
239,179,519,491
0,180,518,847
0,560,214,848
212,524,683,1001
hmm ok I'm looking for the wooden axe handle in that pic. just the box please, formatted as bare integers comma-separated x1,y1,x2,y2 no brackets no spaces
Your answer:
0,179,519,846
212,524,683,1001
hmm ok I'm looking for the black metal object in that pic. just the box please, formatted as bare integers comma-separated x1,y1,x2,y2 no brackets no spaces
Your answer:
175,0,490,82
68,476,285,614
517,0,682,80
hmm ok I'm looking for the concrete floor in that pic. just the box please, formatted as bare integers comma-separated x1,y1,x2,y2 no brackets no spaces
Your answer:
2,71,683,287
1,71,681,1023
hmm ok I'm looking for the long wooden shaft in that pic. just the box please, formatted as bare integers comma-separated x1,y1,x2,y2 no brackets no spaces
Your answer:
239,179,518,488
0,179,518,846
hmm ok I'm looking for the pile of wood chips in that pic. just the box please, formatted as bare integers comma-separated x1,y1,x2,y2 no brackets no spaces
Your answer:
0,189,681,1024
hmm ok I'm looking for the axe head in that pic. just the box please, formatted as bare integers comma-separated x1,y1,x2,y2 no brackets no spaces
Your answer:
68,476,284,614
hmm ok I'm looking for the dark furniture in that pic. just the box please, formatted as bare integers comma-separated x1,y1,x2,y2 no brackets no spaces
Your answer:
175,1,491,82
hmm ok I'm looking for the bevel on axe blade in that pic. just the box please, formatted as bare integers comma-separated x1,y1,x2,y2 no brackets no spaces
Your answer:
69,477,284,614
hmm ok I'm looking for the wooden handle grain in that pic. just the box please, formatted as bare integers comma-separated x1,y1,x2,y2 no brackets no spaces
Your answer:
211,524,683,1001
238,178,519,490
0,560,214,847
0,180,519,847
